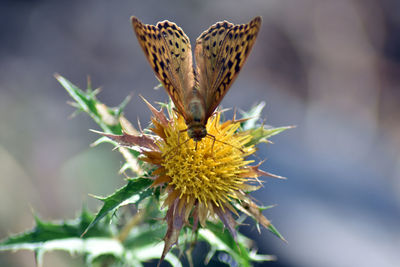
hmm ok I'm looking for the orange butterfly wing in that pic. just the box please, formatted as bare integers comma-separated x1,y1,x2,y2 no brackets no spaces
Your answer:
131,17,195,120
195,17,262,119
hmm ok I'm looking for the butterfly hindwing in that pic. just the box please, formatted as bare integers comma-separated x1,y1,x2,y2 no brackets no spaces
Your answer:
195,17,262,119
131,17,195,118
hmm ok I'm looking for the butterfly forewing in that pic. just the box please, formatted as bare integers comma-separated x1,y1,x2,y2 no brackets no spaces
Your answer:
195,17,262,119
131,17,195,119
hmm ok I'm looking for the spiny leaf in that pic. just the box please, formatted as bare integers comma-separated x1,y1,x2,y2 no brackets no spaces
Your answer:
0,209,113,249
199,222,275,267
82,178,153,236
55,74,123,134
0,207,182,266
245,125,293,147
240,102,266,130
267,224,287,243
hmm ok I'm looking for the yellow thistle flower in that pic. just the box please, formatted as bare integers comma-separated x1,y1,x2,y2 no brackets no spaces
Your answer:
99,99,285,263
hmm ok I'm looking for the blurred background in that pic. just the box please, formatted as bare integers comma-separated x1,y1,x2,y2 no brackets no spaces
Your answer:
1,0,399,266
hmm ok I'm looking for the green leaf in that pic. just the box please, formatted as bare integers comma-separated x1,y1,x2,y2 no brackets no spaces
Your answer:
82,178,153,236
245,125,293,147
263,223,286,243
240,102,266,130
55,74,123,134
123,223,166,249
0,208,181,266
1,210,110,248
0,209,116,259
199,222,276,266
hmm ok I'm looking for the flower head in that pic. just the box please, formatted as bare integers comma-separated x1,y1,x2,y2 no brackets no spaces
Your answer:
156,112,255,212
99,99,285,263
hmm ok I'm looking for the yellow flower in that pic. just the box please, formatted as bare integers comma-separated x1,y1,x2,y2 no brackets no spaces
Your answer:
155,112,255,212
99,99,285,263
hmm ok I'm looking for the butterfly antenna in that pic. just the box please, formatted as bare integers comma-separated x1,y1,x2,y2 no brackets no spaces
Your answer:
206,133,245,153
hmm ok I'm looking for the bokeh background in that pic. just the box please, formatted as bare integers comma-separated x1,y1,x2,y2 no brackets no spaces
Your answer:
1,0,400,266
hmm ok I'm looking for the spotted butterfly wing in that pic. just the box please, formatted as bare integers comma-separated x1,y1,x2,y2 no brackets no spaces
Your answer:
195,17,262,119
131,17,195,120
131,17,261,141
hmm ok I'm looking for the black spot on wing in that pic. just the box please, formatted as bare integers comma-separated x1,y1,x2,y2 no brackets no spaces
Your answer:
234,62,240,73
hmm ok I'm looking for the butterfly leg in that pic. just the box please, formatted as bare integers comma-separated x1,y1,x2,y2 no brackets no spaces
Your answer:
206,133,216,153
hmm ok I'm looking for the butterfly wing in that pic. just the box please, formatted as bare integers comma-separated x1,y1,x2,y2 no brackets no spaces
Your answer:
195,17,262,119
131,17,194,119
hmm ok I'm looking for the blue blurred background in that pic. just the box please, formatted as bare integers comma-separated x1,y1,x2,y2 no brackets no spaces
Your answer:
1,0,400,266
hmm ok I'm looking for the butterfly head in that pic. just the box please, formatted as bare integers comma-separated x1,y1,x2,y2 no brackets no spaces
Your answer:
187,123,207,141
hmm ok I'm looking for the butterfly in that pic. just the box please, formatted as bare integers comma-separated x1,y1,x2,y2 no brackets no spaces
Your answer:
131,16,262,141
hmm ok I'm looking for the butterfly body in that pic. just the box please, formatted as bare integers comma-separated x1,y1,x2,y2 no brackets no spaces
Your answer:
184,88,207,140
131,16,261,141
